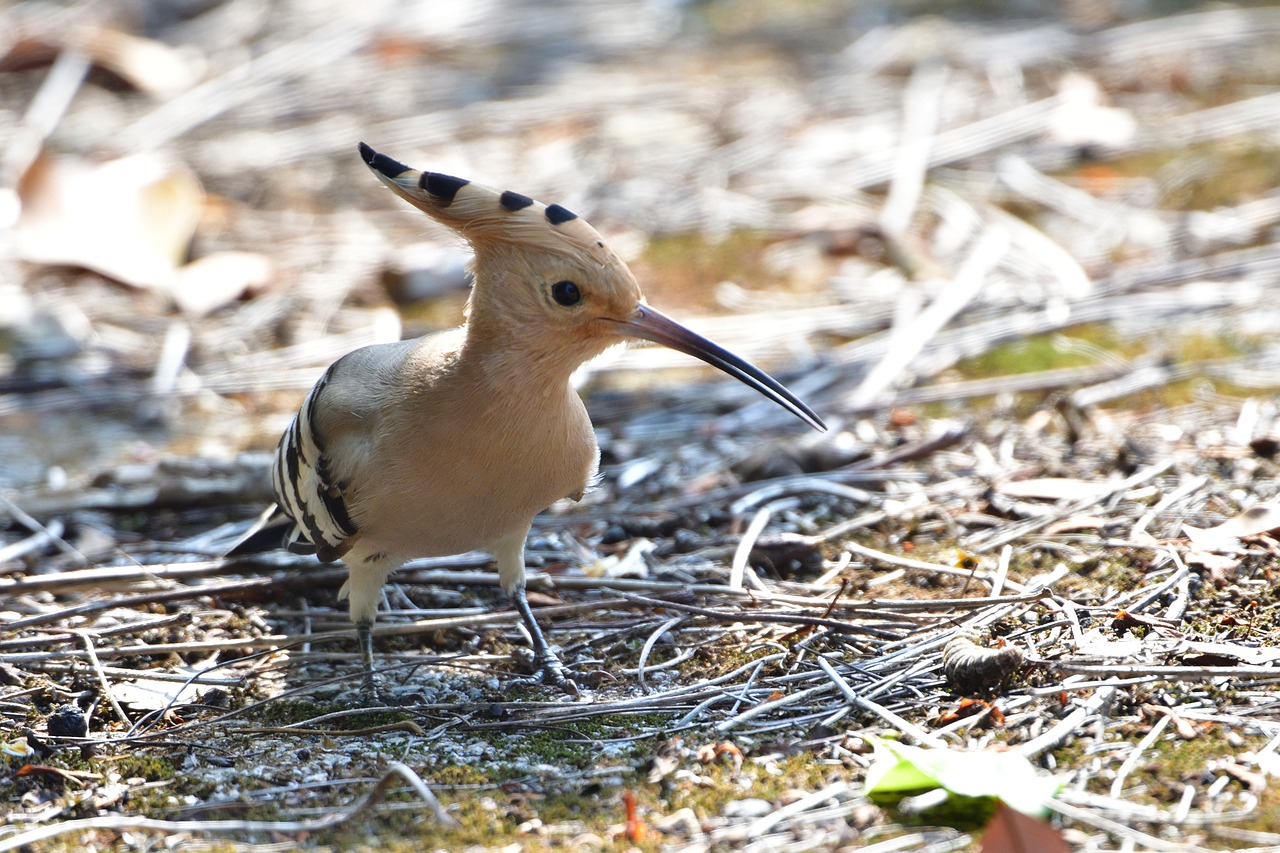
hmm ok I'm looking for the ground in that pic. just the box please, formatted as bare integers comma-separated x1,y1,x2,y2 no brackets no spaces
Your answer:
4,1,1280,851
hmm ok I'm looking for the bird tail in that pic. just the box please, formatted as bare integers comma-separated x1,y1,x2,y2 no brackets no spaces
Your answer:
223,503,315,557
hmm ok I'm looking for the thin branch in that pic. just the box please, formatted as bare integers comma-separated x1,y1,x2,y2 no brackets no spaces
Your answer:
0,762,456,852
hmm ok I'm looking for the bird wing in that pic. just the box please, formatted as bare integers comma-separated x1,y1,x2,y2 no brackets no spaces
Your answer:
271,334,463,564
273,340,419,563
272,357,365,562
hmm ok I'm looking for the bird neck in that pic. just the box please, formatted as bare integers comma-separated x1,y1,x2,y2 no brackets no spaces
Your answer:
459,314,592,391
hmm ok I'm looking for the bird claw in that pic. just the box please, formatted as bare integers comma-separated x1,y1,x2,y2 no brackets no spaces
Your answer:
359,678,383,706
512,648,579,696
359,674,400,707
536,654,580,697
363,687,411,706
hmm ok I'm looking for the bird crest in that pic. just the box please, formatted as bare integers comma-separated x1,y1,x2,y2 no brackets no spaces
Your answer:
358,142,618,273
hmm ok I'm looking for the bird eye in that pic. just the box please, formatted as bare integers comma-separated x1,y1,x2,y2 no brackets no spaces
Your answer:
551,280,581,306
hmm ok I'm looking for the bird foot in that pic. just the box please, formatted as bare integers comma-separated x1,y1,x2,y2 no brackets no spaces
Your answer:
535,652,580,697
512,648,579,697
357,673,400,707
359,677,383,706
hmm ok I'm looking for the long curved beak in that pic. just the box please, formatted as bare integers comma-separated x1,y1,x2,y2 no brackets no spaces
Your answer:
612,304,826,432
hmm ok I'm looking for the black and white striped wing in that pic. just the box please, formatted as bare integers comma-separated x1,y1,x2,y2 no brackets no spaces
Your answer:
272,365,360,563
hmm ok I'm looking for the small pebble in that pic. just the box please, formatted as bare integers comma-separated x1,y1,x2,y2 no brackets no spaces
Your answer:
46,704,88,738
600,524,628,545
722,797,774,818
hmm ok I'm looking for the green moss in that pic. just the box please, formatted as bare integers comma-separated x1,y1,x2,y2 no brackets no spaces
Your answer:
427,763,493,787
56,751,217,816
311,784,658,853
1086,728,1270,805
956,330,1107,379
361,746,851,853
1063,556,1143,598
944,320,1278,413
667,750,844,812
243,698,416,730
99,753,179,781
700,0,851,38
676,635,788,683
1163,145,1280,211
1069,142,1280,212
635,231,782,310
1243,785,1280,836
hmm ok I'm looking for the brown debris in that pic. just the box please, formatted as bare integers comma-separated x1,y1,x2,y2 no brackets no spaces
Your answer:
4,1,1280,850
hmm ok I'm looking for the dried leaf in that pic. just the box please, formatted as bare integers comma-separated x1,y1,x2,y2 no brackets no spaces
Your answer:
979,802,1069,853
83,27,198,97
935,697,992,726
169,251,273,316
17,153,204,290
695,740,745,774
1178,640,1280,667
715,741,744,774
0,26,196,96
1043,515,1108,534
1111,609,1180,633
15,764,94,787
1142,704,1198,739
1181,502,1280,553
1,737,34,758
113,665,207,711
1184,549,1240,583
1220,762,1267,794
996,478,1110,501
1205,501,1280,540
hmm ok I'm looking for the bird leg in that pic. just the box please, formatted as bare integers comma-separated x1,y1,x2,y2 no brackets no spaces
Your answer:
341,559,402,705
494,530,578,695
511,586,578,696
355,618,384,703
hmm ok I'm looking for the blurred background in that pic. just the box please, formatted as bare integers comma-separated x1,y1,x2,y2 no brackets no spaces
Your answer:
3,0,1280,518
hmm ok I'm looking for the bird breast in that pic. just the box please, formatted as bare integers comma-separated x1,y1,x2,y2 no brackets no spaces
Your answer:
348,375,599,559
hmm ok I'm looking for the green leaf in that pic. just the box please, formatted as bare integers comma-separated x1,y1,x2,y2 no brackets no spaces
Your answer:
863,737,1061,818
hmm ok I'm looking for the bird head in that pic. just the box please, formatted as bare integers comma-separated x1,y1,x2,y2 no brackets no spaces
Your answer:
360,143,825,431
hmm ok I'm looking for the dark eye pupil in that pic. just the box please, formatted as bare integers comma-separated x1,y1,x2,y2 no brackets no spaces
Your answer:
552,280,581,306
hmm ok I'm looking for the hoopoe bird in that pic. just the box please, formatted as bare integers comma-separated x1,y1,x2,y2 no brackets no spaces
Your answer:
269,143,825,696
